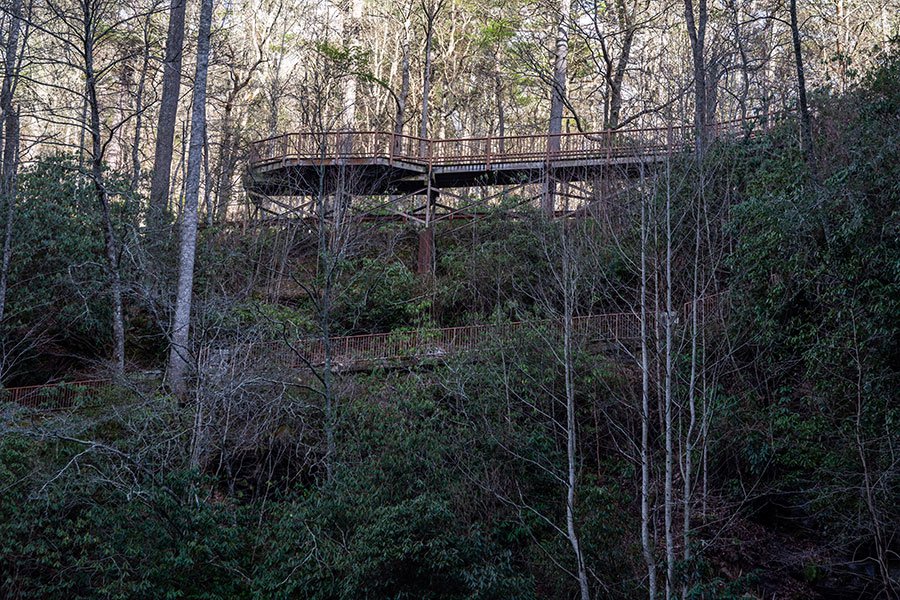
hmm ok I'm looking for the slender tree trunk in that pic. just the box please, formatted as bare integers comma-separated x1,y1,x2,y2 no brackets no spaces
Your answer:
214,101,234,220
682,198,701,595
0,112,16,324
664,160,675,599
321,259,335,482
343,0,363,128
168,0,214,400
494,54,504,144
548,0,569,141
789,0,814,165
148,0,187,229
560,230,590,600
727,0,750,125
314,159,336,481
419,5,438,155
607,0,635,129
131,16,151,192
0,0,22,324
84,29,126,375
78,87,87,167
640,171,658,599
850,318,897,599
683,0,708,157
545,0,570,214
393,11,411,149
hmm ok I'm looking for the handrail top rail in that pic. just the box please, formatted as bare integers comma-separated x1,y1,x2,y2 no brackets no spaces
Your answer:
2,378,109,393
248,115,777,149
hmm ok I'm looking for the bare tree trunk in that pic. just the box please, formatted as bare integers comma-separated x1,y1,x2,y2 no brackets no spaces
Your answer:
168,0,214,401
683,0,708,157
0,0,23,324
214,102,235,220
682,196,701,596
606,0,636,129
850,317,897,599
84,29,126,375
314,159,337,481
663,160,675,599
788,0,814,165
130,14,151,192
148,0,187,229
545,0,570,214
0,111,16,325
320,249,336,482
343,0,363,128
560,229,590,600
416,0,442,272
640,171,658,599
393,8,411,147
727,0,751,125
419,0,443,155
494,50,504,143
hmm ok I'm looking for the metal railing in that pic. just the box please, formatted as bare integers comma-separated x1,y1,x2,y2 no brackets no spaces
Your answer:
240,309,669,369
0,379,110,410
248,119,766,170
7,296,727,409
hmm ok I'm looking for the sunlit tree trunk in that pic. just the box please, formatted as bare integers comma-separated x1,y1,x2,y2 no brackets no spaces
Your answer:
168,0,214,400
639,167,658,599
606,0,637,129
545,0,570,215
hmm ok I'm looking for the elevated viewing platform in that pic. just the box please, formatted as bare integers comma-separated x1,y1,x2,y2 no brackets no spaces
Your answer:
245,120,757,198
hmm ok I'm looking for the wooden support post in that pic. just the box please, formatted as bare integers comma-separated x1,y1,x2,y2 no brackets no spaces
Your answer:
542,133,558,217
417,169,437,276
417,225,434,276
542,172,556,217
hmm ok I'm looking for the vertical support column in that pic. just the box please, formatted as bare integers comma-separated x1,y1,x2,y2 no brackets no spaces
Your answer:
542,167,557,217
542,132,558,217
417,172,437,276
417,225,434,276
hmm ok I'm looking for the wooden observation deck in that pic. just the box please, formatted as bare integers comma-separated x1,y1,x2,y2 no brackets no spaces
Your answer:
245,120,757,199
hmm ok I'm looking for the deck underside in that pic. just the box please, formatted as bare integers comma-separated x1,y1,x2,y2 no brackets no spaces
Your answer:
245,154,663,198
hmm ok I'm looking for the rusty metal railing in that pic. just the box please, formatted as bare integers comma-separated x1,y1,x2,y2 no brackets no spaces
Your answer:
248,118,769,171
240,308,676,369
8,296,727,409
0,379,110,410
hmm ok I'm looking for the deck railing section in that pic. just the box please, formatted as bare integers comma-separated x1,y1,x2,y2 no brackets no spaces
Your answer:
249,119,761,170
247,309,656,369
0,379,110,410
7,296,727,409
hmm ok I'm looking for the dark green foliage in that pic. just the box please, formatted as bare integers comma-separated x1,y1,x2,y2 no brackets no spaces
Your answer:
722,52,899,587
333,258,431,333
1,156,140,378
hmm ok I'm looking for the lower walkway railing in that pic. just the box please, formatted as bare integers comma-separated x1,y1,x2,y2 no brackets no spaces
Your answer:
5,295,723,410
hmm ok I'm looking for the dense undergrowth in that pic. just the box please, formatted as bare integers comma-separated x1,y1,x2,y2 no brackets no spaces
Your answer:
1,57,898,598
